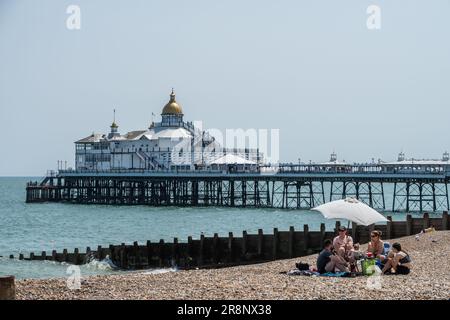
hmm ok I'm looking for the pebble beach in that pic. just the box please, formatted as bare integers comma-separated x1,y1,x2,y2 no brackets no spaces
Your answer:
16,231,450,300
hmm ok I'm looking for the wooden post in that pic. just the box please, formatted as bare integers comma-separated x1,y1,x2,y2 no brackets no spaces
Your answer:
272,228,279,260
120,243,127,269
86,246,92,258
406,214,413,236
228,232,234,263
0,276,15,300
212,234,219,264
184,237,192,268
41,251,47,261
62,249,67,262
288,226,295,258
159,239,165,267
84,247,92,264
442,211,449,230
351,222,358,243
303,225,309,255
173,237,179,266
199,235,204,267
107,245,113,261
119,244,125,268
140,243,148,268
335,221,341,236
133,241,139,269
51,250,57,261
97,245,103,260
320,223,326,246
368,224,375,241
423,212,430,229
147,240,153,267
19,254,24,261
30,252,35,261
242,231,248,259
257,229,264,258
386,216,393,239
73,248,79,265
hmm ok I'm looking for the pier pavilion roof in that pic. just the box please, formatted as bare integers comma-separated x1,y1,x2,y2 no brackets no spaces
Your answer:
211,154,256,165
122,130,148,140
146,127,192,140
76,126,194,144
75,133,105,144
114,127,193,142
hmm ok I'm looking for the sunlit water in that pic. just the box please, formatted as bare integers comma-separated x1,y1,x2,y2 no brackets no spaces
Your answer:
0,177,429,279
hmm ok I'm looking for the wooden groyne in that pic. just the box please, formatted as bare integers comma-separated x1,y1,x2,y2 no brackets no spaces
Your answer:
0,276,15,300
9,212,448,270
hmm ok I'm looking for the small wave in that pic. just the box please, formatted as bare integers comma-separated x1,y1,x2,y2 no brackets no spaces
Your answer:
85,255,118,271
142,267,178,275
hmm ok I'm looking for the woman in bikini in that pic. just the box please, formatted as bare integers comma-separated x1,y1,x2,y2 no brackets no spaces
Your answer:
381,242,412,275
367,230,386,262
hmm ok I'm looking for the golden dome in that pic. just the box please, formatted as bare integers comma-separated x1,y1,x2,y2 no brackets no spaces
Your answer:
162,89,183,115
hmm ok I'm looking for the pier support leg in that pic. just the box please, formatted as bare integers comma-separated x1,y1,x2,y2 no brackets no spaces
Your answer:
406,183,410,212
446,184,450,211
431,183,436,212
230,180,235,207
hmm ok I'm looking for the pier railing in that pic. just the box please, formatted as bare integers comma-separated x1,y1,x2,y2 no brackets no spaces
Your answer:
275,163,449,175
55,162,450,177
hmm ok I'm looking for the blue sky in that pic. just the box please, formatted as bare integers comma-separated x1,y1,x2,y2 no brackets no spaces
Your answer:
1,0,449,176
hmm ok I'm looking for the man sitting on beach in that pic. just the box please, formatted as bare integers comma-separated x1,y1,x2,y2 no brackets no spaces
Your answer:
317,239,349,274
333,226,355,262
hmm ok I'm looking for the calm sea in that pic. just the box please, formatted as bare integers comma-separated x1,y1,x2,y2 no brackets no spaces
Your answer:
0,177,427,279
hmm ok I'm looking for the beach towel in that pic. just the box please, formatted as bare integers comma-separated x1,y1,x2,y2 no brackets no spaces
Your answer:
285,270,362,277
320,272,362,277
286,269,320,276
320,272,349,277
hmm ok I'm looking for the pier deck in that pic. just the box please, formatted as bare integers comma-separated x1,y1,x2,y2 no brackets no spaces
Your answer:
26,163,450,212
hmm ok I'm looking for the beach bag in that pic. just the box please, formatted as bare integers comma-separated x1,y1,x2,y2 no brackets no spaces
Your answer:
295,262,310,271
383,242,391,255
361,259,377,276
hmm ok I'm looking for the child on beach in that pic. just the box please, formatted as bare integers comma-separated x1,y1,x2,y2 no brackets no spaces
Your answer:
381,242,412,275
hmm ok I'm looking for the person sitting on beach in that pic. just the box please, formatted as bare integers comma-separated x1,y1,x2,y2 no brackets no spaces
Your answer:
381,242,412,275
352,243,364,261
367,230,386,261
317,239,349,274
333,226,354,262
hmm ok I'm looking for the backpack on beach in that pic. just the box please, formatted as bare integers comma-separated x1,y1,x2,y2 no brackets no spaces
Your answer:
295,262,310,271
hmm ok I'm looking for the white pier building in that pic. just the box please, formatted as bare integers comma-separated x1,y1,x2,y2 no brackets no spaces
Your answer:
75,90,262,171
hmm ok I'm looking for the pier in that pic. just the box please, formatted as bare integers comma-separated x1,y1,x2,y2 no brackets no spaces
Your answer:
26,161,450,212
25,91,450,212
